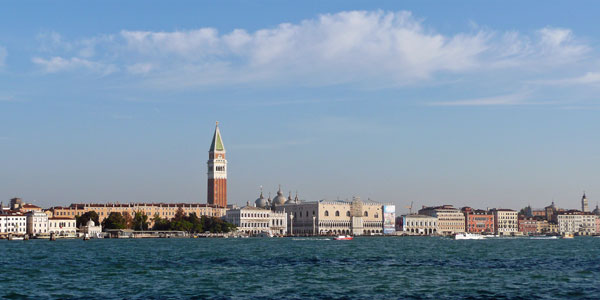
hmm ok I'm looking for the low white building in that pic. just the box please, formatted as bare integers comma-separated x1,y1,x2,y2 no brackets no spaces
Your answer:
48,217,77,237
225,205,287,236
557,211,597,235
0,211,27,236
400,214,438,235
26,211,49,236
80,219,103,238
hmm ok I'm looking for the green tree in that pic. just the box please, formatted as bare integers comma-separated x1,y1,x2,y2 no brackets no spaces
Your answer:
76,211,100,228
102,212,127,230
122,212,134,229
132,212,149,230
151,214,170,231
174,207,186,221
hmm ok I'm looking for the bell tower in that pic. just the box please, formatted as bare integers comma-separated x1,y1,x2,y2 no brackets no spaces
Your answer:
207,122,227,207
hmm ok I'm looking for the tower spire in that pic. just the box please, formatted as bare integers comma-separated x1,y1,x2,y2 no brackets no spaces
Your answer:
207,122,227,207
209,122,225,152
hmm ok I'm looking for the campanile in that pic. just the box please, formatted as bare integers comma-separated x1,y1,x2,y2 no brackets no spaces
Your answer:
207,122,227,207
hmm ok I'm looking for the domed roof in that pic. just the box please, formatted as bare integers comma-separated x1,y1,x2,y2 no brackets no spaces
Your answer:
593,204,600,215
273,186,287,206
255,190,267,208
86,219,95,227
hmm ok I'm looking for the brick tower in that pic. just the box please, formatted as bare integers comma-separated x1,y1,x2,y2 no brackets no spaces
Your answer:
207,122,227,207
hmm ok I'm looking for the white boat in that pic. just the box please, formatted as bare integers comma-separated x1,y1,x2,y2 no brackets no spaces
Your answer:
561,232,574,239
454,233,485,240
333,235,353,240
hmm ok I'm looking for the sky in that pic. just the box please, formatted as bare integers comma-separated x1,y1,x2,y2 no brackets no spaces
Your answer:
1,1,599,213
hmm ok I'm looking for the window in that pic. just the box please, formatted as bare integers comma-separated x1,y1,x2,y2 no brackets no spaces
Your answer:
325,211,329,217
346,211,350,217
335,211,340,217
364,211,368,217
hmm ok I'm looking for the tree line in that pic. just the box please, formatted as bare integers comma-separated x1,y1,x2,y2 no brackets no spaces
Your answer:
77,208,236,233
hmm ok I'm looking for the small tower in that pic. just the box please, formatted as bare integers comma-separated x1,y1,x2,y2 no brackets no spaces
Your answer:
581,192,589,212
207,122,227,207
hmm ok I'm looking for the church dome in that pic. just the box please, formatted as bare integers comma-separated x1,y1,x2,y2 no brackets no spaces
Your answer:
255,191,267,208
273,186,287,206
593,205,600,215
86,219,95,227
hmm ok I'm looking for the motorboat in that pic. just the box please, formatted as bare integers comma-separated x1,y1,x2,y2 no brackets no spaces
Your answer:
453,233,485,240
333,235,353,240
561,232,574,239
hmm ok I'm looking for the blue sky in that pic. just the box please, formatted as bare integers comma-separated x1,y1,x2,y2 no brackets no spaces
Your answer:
1,1,599,212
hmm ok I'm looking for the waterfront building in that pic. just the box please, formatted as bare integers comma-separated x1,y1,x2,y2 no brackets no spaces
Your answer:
48,217,77,237
399,214,437,235
207,122,227,208
49,203,225,226
581,193,589,212
224,203,287,236
275,196,388,236
0,211,27,236
418,205,465,235
81,219,102,238
557,210,597,235
492,209,519,236
462,207,494,233
26,211,49,236
518,216,538,236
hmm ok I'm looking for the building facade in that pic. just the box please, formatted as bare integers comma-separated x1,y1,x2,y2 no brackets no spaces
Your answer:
276,197,387,236
26,211,49,236
399,214,437,235
48,217,77,237
462,207,494,233
518,217,538,236
557,211,597,235
0,211,27,236
207,122,227,208
418,205,465,235
492,209,518,236
225,205,287,236
49,203,225,226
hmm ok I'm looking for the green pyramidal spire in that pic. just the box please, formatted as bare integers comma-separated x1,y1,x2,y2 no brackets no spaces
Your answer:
210,121,225,152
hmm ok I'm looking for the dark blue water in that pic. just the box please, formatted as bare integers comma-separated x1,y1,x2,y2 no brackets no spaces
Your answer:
1,237,599,299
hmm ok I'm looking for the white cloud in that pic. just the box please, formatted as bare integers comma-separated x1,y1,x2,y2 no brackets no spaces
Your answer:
32,11,592,89
32,56,118,75
0,46,7,67
428,92,529,107
534,72,600,86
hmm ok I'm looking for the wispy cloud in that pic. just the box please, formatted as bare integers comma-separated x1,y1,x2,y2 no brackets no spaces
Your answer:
428,92,530,107
31,56,118,75
30,10,592,89
532,72,600,86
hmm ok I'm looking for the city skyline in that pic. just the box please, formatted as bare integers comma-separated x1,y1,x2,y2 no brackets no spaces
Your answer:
2,1,600,211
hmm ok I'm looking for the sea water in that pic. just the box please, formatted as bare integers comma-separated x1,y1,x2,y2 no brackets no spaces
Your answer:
1,237,599,299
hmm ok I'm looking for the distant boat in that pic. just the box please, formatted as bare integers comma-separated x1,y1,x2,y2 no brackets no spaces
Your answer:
454,233,485,240
561,232,574,239
333,235,353,240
